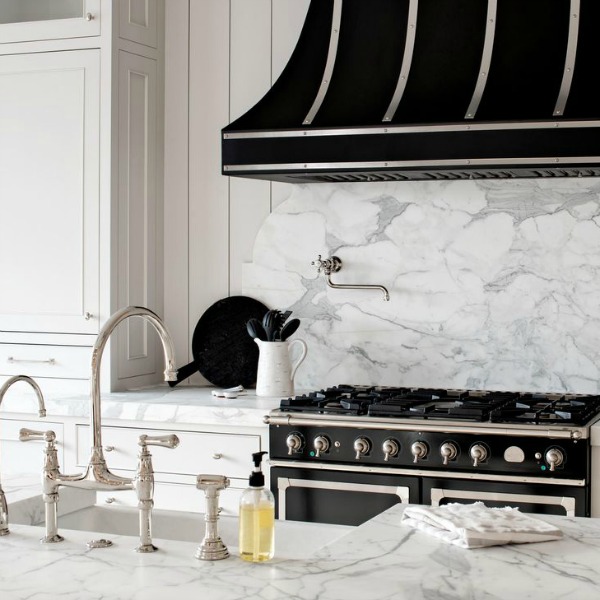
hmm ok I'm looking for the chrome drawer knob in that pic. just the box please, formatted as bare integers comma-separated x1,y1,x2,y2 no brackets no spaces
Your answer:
104,445,115,453
212,453,223,460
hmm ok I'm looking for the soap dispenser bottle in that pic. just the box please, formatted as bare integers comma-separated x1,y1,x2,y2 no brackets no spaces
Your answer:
239,451,274,562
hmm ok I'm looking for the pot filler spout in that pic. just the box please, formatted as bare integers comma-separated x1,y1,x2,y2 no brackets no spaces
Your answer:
222,0,600,183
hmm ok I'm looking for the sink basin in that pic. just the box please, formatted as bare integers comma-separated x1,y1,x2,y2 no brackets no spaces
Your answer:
28,504,353,559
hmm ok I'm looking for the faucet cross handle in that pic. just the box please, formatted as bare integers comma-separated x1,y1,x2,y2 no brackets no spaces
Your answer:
138,434,180,449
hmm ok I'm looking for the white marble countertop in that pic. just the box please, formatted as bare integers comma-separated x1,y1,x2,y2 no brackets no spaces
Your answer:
0,385,282,428
2,501,600,600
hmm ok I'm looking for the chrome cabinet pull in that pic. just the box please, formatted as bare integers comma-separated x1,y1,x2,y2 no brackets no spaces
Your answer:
8,356,55,365
104,445,115,453
212,453,223,460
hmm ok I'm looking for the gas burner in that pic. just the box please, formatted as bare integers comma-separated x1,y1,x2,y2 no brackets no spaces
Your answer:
279,386,600,426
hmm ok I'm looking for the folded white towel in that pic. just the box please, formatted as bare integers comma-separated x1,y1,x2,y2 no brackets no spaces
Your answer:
401,502,563,549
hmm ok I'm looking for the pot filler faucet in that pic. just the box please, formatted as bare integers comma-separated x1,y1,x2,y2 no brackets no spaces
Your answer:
23,306,180,551
0,375,46,536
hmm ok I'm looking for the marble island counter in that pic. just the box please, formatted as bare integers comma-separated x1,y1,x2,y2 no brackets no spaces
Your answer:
2,502,600,600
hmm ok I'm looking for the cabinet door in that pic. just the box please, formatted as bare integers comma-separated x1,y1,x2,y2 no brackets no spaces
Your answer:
0,50,100,334
0,0,100,43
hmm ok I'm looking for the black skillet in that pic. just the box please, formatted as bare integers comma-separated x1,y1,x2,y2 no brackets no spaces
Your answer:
169,296,269,388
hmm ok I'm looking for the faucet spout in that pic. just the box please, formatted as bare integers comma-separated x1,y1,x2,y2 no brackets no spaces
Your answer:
0,375,46,536
87,306,178,488
0,375,47,417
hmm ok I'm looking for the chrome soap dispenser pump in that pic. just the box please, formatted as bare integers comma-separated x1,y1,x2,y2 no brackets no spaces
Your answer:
238,451,274,562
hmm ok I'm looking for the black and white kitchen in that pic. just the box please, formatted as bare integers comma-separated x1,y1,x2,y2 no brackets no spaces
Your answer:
2,1,600,599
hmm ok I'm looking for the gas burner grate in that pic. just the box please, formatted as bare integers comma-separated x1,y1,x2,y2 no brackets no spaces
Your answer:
278,386,600,426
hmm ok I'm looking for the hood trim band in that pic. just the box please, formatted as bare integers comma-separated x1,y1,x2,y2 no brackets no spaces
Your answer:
224,119,600,140
465,0,497,119
383,0,419,122
554,0,580,116
303,0,342,125
224,156,600,173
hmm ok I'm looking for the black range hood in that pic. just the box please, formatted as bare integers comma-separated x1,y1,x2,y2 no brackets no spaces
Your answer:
222,0,600,183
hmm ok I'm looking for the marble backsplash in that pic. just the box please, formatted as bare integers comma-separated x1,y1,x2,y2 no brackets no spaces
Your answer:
242,178,600,394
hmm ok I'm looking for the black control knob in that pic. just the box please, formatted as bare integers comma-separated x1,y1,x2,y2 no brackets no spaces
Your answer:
313,435,330,458
353,437,371,460
440,442,458,466
545,448,564,472
382,439,399,462
470,443,488,467
411,441,428,463
285,433,303,455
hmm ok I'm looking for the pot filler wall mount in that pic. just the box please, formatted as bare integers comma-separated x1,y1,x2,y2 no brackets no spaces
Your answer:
222,0,600,183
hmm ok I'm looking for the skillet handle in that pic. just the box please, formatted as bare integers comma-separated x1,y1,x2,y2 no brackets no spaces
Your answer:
167,361,198,387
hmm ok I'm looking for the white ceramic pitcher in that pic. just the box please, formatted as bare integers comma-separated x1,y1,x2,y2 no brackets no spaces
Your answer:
254,338,307,397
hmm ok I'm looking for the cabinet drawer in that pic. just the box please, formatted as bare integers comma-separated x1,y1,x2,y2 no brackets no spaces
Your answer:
0,418,64,475
0,344,91,379
97,480,245,517
76,426,261,479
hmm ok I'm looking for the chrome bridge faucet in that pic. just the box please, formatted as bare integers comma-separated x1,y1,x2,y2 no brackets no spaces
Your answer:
0,375,46,536
27,306,179,549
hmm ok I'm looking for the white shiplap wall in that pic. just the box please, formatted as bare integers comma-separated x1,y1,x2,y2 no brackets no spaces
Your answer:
164,0,309,381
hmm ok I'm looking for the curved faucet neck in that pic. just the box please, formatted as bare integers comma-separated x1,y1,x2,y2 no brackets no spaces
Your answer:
0,375,46,417
90,306,177,453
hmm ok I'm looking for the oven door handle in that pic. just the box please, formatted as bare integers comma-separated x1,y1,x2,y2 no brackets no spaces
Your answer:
277,478,410,520
430,488,576,517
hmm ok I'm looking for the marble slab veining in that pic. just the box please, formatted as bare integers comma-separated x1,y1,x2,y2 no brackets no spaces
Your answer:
1,504,600,599
0,385,281,427
243,178,600,395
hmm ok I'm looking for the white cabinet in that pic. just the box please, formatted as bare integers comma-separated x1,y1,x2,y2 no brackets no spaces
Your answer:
0,0,101,44
0,1,165,395
0,49,100,336
75,424,261,515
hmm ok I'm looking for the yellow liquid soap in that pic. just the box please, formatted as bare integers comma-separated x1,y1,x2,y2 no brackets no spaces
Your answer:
239,504,275,562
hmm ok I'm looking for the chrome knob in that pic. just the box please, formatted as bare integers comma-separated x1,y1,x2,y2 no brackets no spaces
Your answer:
85,12,94,21
286,433,303,455
410,441,428,463
440,442,458,466
313,435,330,458
545,448,564,472
470,444,488,467
382,439,399,461
353,437,371,460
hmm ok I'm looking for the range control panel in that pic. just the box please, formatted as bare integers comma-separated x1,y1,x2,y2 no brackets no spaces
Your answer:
269,424,589,480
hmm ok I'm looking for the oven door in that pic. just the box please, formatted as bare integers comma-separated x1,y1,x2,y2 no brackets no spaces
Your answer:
422,477,587,517
271,465,419,526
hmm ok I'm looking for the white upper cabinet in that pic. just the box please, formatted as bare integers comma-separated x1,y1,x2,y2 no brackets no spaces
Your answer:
0,0,101,43
0,0,165,393
0,49,100,335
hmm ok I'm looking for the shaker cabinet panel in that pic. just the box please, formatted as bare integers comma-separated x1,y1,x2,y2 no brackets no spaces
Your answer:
0,49,100,335
119,0,157,48
0,0,101,43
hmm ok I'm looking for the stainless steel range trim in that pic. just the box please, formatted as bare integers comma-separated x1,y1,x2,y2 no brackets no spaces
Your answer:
465,0,497,119
224,156,600,173
553,1,580,116
303,0,342,125
382,0,418,122
265,413,590,439
269,460,586,487
277,477,410,520
223,119,600,139
430,487,576,516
